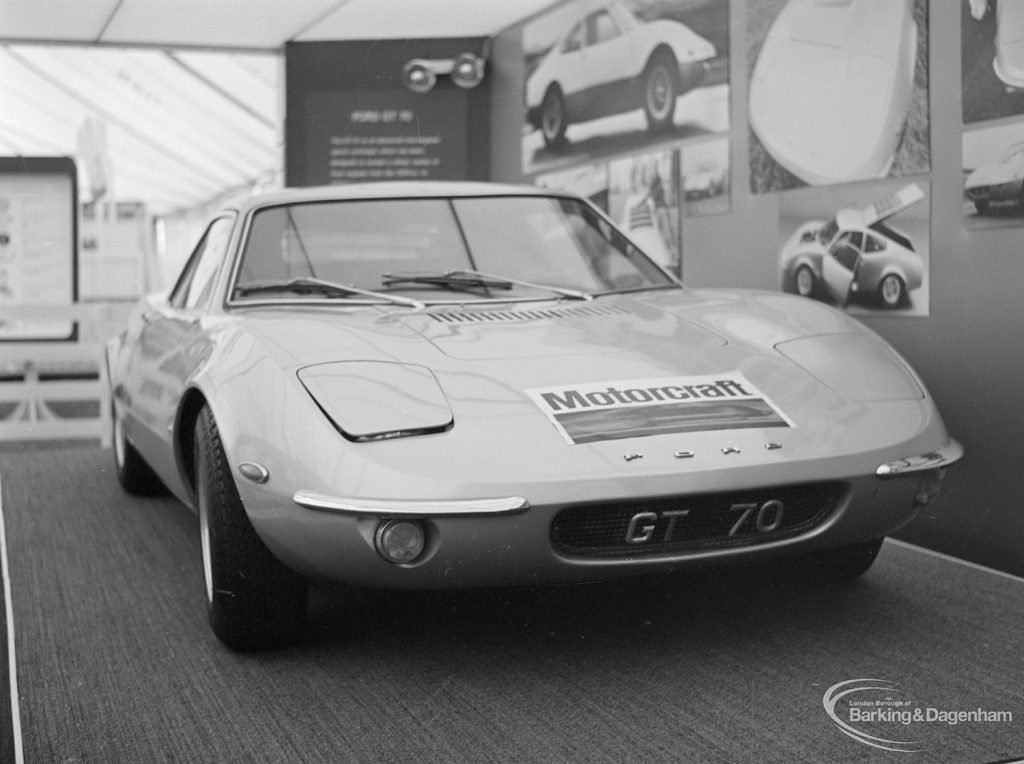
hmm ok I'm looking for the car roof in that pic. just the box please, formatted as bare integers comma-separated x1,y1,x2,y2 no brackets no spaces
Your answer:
225,181,561,214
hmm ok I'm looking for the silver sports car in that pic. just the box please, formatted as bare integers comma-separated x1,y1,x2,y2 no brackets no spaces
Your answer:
107,182,962,650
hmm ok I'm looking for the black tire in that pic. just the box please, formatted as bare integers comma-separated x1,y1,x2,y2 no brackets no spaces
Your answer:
794,265,817,298
195,405,307,651
805,538,884,581
642,52,678,131
112,400,165,496
540,85,568,148
877,274,905,308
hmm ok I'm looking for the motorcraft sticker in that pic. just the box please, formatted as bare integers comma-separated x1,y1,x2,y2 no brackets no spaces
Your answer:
526,372,793,445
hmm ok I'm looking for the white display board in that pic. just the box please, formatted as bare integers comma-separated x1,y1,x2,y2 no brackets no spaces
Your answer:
0,157,78,341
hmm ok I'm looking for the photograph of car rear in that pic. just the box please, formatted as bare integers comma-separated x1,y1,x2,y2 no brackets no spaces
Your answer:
778,180,930,316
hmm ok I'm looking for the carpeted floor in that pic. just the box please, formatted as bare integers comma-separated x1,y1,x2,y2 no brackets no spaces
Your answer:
1,443,1022,762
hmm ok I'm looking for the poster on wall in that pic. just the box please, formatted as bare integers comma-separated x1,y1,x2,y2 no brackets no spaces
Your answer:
747,0,930,194
776,179,931,317
962,0,1024,124
962,119,1024,227
521,0,730,177
680,136,729,216
0,157,77,341
607,148,680,272
535,162,610,211
296,90,467,185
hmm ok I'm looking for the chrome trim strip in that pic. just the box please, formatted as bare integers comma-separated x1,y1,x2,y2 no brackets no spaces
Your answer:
292,490,530,517
876,439,964,478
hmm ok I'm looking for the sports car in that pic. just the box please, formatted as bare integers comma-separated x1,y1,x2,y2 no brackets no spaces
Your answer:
107,181,961,651
749,0,918,185
780,183,926,309
964,141,1024,214
525,1,716,148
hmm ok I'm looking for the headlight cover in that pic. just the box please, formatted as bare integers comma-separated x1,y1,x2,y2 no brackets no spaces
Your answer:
298,361,453,441
775,332,924,401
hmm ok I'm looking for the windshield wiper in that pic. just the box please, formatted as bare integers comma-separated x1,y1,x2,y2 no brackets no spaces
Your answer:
234,276,424,309
384,269,592,301
381,272,515,293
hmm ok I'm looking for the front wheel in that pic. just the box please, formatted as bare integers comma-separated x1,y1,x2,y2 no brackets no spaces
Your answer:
195,405,307,651
539,86,568,149
642,54,678,131
877,274,906,308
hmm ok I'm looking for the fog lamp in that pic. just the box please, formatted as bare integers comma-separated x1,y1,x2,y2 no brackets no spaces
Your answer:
375,519,426,564
451,52,485,89
402,60,437,93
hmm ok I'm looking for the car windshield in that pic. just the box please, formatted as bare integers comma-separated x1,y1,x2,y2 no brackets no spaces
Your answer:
231,195,675,305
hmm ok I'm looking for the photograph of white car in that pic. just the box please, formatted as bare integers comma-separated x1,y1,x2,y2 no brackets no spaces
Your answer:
523,0,729,174
778,182,929,315
962,119,1024,227
748,0,929,192
965,141,1024,214
681,136,729,216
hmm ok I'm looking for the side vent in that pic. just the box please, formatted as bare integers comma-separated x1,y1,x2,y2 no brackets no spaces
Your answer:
429,303,630,324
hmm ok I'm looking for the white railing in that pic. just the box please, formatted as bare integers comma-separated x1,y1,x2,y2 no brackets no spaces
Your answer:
0,302,133,447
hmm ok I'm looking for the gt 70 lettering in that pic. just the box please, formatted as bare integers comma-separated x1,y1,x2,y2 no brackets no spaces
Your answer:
728,500,785,536
625,509,690,544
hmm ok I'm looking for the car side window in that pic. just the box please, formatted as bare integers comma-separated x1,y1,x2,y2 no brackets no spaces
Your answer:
587,11,619,46
865,234,887,253
169,215,235,310
562,24,583,53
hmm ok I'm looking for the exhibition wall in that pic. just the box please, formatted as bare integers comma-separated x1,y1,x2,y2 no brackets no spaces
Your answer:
493,0,1024,576
685,1,1024,577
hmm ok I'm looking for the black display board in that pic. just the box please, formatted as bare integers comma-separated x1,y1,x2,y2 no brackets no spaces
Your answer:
285,39,491,187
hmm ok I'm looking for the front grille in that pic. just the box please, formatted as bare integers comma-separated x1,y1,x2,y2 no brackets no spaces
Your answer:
551,482,845,558
429,303,630,324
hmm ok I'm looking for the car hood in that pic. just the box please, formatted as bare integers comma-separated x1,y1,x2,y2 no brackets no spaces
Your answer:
232,289,859,371
219,290,940,494
965,163,1020,188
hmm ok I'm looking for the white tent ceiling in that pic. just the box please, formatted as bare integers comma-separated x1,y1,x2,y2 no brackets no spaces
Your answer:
0,0,559,215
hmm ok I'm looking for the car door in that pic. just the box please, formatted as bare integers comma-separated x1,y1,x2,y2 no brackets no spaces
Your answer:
122,214,235,485
821,230,863,307
580,8,633,102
